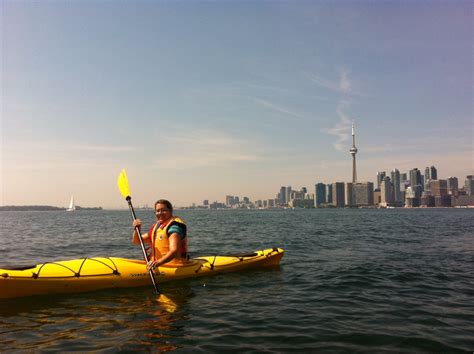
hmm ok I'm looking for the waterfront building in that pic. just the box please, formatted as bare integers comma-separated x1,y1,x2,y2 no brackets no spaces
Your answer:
315,183,326,207
289,199,314,208
263,199,275,208
400,173,408,191
391,168,401,203
290,189,305,202
279,186,286,205
353,182,374,207
428,166,438,180
332,182,345,208
429,180,451,207
373,189,381,205
452,194,474,207
424,166,438,192
210,201,226,209
420,192,435,207
406,183,423,207
326,184,333,204
409,168,423,191
286,186,292,205
430,180,448,197
447,177,459,194
226,195,235,207
465,176,474,196
380,176,394,207
405,186,420,207
424,167,430,191
345,183,354,207
434,196,451,207
413,185,423,198
349,121,358,183
377,171,386,189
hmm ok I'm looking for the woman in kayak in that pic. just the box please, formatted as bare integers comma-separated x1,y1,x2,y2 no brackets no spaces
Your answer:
132,199,188,270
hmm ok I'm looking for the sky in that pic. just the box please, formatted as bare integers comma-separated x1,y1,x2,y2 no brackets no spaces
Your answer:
1,0,472,209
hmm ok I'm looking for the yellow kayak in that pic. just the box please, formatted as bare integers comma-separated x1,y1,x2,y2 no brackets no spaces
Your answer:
0,248,284,299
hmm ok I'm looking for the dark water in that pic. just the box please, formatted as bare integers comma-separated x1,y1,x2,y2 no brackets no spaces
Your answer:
1,209,473,353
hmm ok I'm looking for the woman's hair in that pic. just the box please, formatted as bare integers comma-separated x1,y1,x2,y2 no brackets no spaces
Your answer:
155,199,173,212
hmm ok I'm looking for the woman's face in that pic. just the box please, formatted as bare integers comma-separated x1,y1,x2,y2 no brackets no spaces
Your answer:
155,203,172,224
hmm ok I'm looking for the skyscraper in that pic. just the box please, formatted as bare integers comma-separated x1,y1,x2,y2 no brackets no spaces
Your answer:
332,182,345,208
430,180,448,197
380,176,394,207
424,166,431,191
349,121,358,183
465,176,474,196
226,195,235,206
424,166,438,191
377,171,386,189
353,182,374,206
345,183,354,207
315,183,326,207
429,166,438,180
279,186,286,205
326,184,333,204
430,180,450,207
447,177,459,194
409,168,423,188
391,168,401,203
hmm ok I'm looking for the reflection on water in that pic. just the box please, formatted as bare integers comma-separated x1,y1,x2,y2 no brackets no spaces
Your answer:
0,284,194,352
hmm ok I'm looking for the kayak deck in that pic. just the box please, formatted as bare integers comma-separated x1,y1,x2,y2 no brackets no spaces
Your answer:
0,248,284,299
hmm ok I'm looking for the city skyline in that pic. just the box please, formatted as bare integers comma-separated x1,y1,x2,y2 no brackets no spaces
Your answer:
2,1,472,209
195,166,472,209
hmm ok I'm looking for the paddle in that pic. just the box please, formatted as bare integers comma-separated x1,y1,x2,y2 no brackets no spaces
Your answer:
117,169,160,295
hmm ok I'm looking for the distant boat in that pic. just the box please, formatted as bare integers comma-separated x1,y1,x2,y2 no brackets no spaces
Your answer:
66,195,76,212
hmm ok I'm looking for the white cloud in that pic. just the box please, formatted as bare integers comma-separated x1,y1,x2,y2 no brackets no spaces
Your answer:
307,72,341,93
322,101,352,151
251,98,306,120
305,66,352,95
306,67,373,98
339,67,351,94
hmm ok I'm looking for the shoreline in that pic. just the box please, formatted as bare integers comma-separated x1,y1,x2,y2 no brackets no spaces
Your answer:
1,206,472,212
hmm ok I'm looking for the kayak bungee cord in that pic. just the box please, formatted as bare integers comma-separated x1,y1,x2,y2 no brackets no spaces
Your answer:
1,257,120,279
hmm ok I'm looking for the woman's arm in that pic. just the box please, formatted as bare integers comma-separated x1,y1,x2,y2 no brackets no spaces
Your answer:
131,218,150,244
146,233,181,270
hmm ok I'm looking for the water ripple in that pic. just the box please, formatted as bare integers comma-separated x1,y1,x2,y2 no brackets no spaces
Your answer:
1,209,473,352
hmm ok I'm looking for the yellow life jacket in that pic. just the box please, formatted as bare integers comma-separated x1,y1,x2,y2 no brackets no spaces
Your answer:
150,216,188,267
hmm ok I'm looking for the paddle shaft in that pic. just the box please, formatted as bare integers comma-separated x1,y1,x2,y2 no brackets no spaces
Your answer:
126,196,160,294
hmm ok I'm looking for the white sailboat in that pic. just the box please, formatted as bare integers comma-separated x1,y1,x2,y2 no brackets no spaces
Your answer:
66,195,76,212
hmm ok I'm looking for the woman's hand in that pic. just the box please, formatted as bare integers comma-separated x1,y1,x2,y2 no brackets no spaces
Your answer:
147,260,159,271
133,219,142,230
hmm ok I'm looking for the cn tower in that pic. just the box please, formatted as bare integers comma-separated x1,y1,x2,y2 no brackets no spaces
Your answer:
349,121,358,183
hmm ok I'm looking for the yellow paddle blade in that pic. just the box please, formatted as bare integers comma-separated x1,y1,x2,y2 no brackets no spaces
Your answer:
157,294,178,313
117,169,131,199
